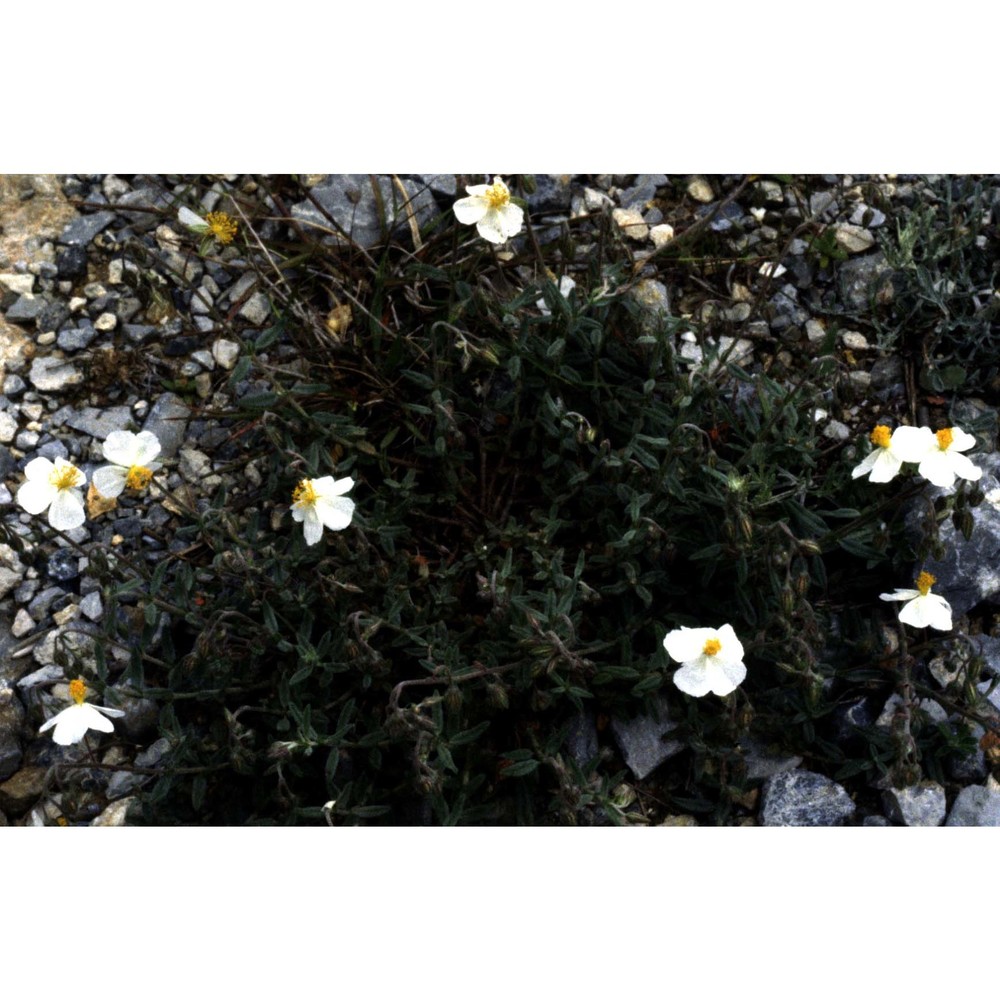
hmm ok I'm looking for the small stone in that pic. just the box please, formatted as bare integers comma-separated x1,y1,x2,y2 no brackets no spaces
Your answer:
822,420,851,442
28,356,83,392
0,766,47,816
760,769,855,826
805,319,827,343
79,591,103,622
0,273,34,295
754,179,783,203
611,207,648,242
584,187,613,212
53,604,79,627
882,782,946,826
55,244,88,279
946,782,1000,826
687,176,714,203
212,338,240,370
36,332,56,346
68,296,87,312
179,447,212,481
57,323,99,351
94,312,117,332
91,797,135,827
649,224,675,249
194,373,213,399
58,211,116,247
840,330,869,350
5,293,46,323
142,392,191,458
610,696,682,780
11,609,35,638
849,204,887,228
833,224,876,254
238,292,270,326
0,411,17,444
65,405,132,440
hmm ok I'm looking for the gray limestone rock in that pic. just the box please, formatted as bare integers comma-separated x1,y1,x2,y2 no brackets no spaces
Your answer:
882,782,946,826
28,355,83,392
838,251,894,311
0,685,25,781
760,769,856,826
5,293,47,323
946,782,1000,826
564,708,599,769
142,391,191,458
58,211,116,246
610,696,682,780
291,175,438,249
65,405,133,441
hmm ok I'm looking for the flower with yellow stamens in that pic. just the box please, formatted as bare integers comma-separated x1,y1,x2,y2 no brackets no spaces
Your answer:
851,424,907,483
890,424,982,488
879,571,953,630
291,475,355,546
178,205,239,245
92,430,162,498
16,456,87,530
38,677,125,745
663,624,746,697
453,176,524,244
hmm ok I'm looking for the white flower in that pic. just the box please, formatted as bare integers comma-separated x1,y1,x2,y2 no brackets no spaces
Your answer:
92,430,162,498
39,678,125,746
178,205,238,244
291,475,355,546
663,623,747,697
453,176,524,244
891,425,982,489
879,571,952,630
536,275,576,314
851,424,907,483
16,456,87,530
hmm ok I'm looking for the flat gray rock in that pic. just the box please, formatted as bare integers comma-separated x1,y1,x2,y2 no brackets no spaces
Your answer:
564,708,599,769
66,405,133,441
58,210,116,246
291,175,438,249
142,391,191,458
610,696,682,780
760,769,856,826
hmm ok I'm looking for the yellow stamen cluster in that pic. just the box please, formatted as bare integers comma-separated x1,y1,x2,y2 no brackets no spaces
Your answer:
125,465,154,491
205,211,238,245
935,428,954,450
702,638,722,657
870,425,892,449
916,571,936,596
69,678,87,705
484,180,510,210
292,479,318,508
49,463,83,490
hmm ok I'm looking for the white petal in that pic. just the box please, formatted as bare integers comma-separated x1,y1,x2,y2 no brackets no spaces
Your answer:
52,706,92,745
313,475,354,498
48,490,86,530
79,703,116,733
131,431,162,465
948,427,977,452
672,662,713,697
708,658,747,696
92,465,129,498
302,508,323,546
179,205,207,228
17,478,55,515
879,589,921,602
948,452,983,483
475,210,510,244
889,425,934,463
898,594,952,630
498,203,524,239
453,195,490,225
463,184,492,198
663,626,716,664
95,705,126,719
868,449,903,483
715,624,744,665
917,451,956,488
39,706,70,734
103,430,140,466
851,450,879,480
24,456,55,481
315,495,354,531
290,504,306,523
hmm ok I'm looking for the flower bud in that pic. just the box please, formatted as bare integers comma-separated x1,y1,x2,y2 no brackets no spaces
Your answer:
798,539,822,557
739,514,754,544
486,681,509,711
444,685,463,714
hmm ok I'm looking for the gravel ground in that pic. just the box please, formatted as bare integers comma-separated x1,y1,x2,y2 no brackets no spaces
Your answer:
2,173,999,826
